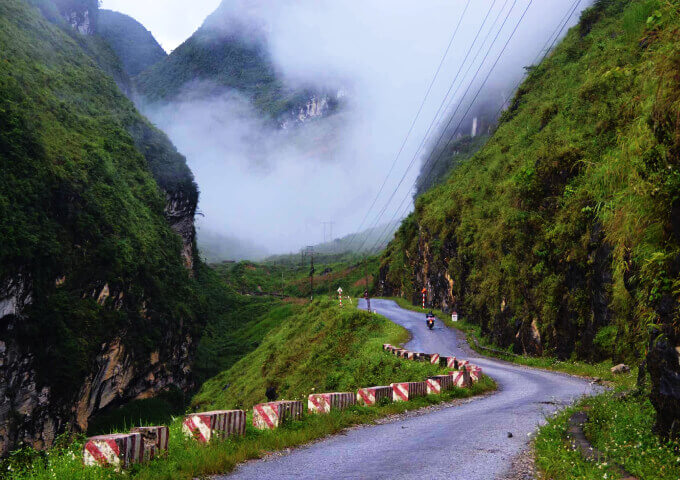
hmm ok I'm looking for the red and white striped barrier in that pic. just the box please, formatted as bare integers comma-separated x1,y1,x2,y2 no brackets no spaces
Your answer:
183,410,246,443
430,353,440,365
356,386,392,406
457,359,469,368
446,357,457,369
426,375,454,394
253,400,304,430
382,343,392,351
131,425,169,459
308,392,356,414
83,433,142,469
449,369,472,388
467,365,482,382
391,381,427,402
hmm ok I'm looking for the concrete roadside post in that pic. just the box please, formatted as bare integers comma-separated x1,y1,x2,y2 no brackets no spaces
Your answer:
337,287,343,308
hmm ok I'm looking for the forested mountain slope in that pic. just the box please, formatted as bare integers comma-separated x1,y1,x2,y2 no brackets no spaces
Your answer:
379,0,680,437
0,0,226,456
98,9,167,77
134,0,339,124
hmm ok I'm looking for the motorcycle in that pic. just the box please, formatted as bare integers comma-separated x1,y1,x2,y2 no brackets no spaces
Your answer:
426,313,435,330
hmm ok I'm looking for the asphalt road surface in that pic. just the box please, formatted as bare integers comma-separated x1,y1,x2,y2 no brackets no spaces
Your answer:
219,299,600,480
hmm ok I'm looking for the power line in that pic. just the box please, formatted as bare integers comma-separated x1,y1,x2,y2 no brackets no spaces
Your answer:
354,0,504,254
369,0,583,254
367,0,535,254
343,0,472,253
491,0,582,121
358,0,519,254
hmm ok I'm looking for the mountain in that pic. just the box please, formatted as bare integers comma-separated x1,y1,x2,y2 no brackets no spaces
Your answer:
97,9,167,77
379,0,680,437
133,0,339,125
414,94,504,198
0,0,232,456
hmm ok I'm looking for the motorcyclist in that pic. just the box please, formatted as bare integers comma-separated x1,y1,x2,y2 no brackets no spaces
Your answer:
426,311,435,330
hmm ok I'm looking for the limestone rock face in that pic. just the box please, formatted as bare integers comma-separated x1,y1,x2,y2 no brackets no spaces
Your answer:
0,324,194,457
610,363,630,374
164,190,197,272
647,331,680,440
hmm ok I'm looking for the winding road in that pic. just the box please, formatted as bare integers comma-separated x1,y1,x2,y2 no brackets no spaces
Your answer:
219,299,600,479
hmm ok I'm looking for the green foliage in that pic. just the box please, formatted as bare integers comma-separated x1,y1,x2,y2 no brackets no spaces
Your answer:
535,393,680,480
414,134,490,197
7,296,495,480
133,7,324,121
8,378,494,480
97,10,166,77
213,256,381,299
192,299,445,411
381,0,680,363
0,0,202,406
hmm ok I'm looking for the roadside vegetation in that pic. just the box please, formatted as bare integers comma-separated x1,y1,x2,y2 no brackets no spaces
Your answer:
383,294,680,479
5,299,494,480
212,256,381,299
535,393,680,480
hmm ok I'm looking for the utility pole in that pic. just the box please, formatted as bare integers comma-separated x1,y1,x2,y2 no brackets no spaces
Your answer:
307,246,315,302
364,258,371,313
321,220,336,247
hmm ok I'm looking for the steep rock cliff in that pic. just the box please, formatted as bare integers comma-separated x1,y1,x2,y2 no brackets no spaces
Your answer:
379,0,680,437
0,0,205,455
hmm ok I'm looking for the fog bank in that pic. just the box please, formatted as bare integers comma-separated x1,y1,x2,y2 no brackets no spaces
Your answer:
142,0,593,255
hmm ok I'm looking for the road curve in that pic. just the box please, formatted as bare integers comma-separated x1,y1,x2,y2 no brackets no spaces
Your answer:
219,299,600,480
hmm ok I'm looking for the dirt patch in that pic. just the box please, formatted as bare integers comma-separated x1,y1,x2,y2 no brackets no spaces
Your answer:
497,447,537,480
353,275,373,287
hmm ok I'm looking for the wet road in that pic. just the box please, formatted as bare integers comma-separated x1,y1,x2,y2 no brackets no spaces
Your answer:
219,299,599,479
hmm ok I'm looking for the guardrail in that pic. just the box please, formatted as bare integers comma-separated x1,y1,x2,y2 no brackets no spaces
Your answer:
82,343,481,469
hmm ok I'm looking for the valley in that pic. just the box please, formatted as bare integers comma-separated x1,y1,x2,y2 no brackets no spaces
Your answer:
1,0,679,479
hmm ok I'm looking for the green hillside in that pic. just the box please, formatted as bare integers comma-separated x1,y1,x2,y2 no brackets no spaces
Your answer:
192,299,444,411
382,0,679,360
98,9,167,77
0,0,237,455
380,0,680,437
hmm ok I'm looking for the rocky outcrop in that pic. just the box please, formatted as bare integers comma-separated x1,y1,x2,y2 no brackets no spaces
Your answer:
647,330,680,440
164,190,197,272
0,326,194,457
280,92,342,129
53,0,98,35
379,218,613,359
0,275,195,456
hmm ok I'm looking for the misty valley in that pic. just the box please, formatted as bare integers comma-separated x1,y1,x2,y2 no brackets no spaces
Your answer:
1,0,679,479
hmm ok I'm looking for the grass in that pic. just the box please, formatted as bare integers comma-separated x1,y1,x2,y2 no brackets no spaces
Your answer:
379,0,680,367
7,378,494,480
535,393,680,480
212,256,381,301
192,298,450,411
7,298,495,479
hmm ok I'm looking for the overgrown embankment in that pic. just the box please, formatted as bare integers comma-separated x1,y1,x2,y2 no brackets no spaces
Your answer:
379,0,680,437
192,299,443,411
6,299,493,480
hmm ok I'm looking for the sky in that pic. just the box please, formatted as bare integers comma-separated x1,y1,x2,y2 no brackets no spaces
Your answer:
100,0,592,257
100,0,221,52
